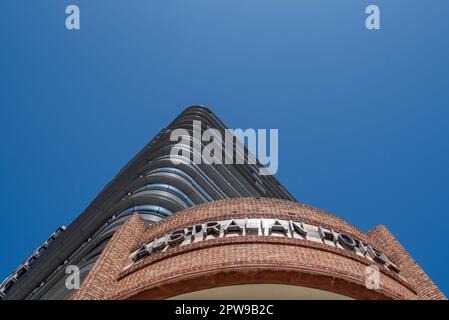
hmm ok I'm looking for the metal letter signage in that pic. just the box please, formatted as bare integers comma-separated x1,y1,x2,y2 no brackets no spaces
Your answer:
130,218,400,273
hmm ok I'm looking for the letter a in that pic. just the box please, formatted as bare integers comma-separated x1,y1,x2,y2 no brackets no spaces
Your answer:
66,5,80,30
65,265,80,290
365,5,380,30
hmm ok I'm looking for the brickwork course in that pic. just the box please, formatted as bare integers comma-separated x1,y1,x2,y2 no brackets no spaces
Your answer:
71,198,446,300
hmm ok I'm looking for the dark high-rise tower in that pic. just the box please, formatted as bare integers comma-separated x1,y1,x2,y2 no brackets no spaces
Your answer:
0,106,295,300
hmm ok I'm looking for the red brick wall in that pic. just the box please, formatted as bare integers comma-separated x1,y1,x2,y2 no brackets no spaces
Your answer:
71,214,146,300
114,241,414,300
71,198,445,300
368,225,446,300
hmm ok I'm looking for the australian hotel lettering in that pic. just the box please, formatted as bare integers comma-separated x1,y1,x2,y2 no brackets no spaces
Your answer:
130,218,400,273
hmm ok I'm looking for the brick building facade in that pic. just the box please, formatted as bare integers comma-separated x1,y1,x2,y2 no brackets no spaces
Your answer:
3,107,445,300
71,198,446,300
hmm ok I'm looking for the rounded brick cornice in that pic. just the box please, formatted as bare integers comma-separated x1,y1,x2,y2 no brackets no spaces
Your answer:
107,198,417,300
72,197,447,300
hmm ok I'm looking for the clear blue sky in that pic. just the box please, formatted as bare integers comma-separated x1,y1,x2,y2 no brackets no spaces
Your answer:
1,1,448,296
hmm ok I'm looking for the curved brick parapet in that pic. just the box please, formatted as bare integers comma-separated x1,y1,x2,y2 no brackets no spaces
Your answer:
71,198,445,300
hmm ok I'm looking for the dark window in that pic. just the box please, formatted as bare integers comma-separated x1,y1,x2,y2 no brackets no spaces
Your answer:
16,267,27,279
46,236,56,246
3,280,15,294
37,246,46,255
27,256,37,266
54,227,65,236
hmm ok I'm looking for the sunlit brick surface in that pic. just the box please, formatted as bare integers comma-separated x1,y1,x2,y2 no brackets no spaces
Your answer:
71,198,446,300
